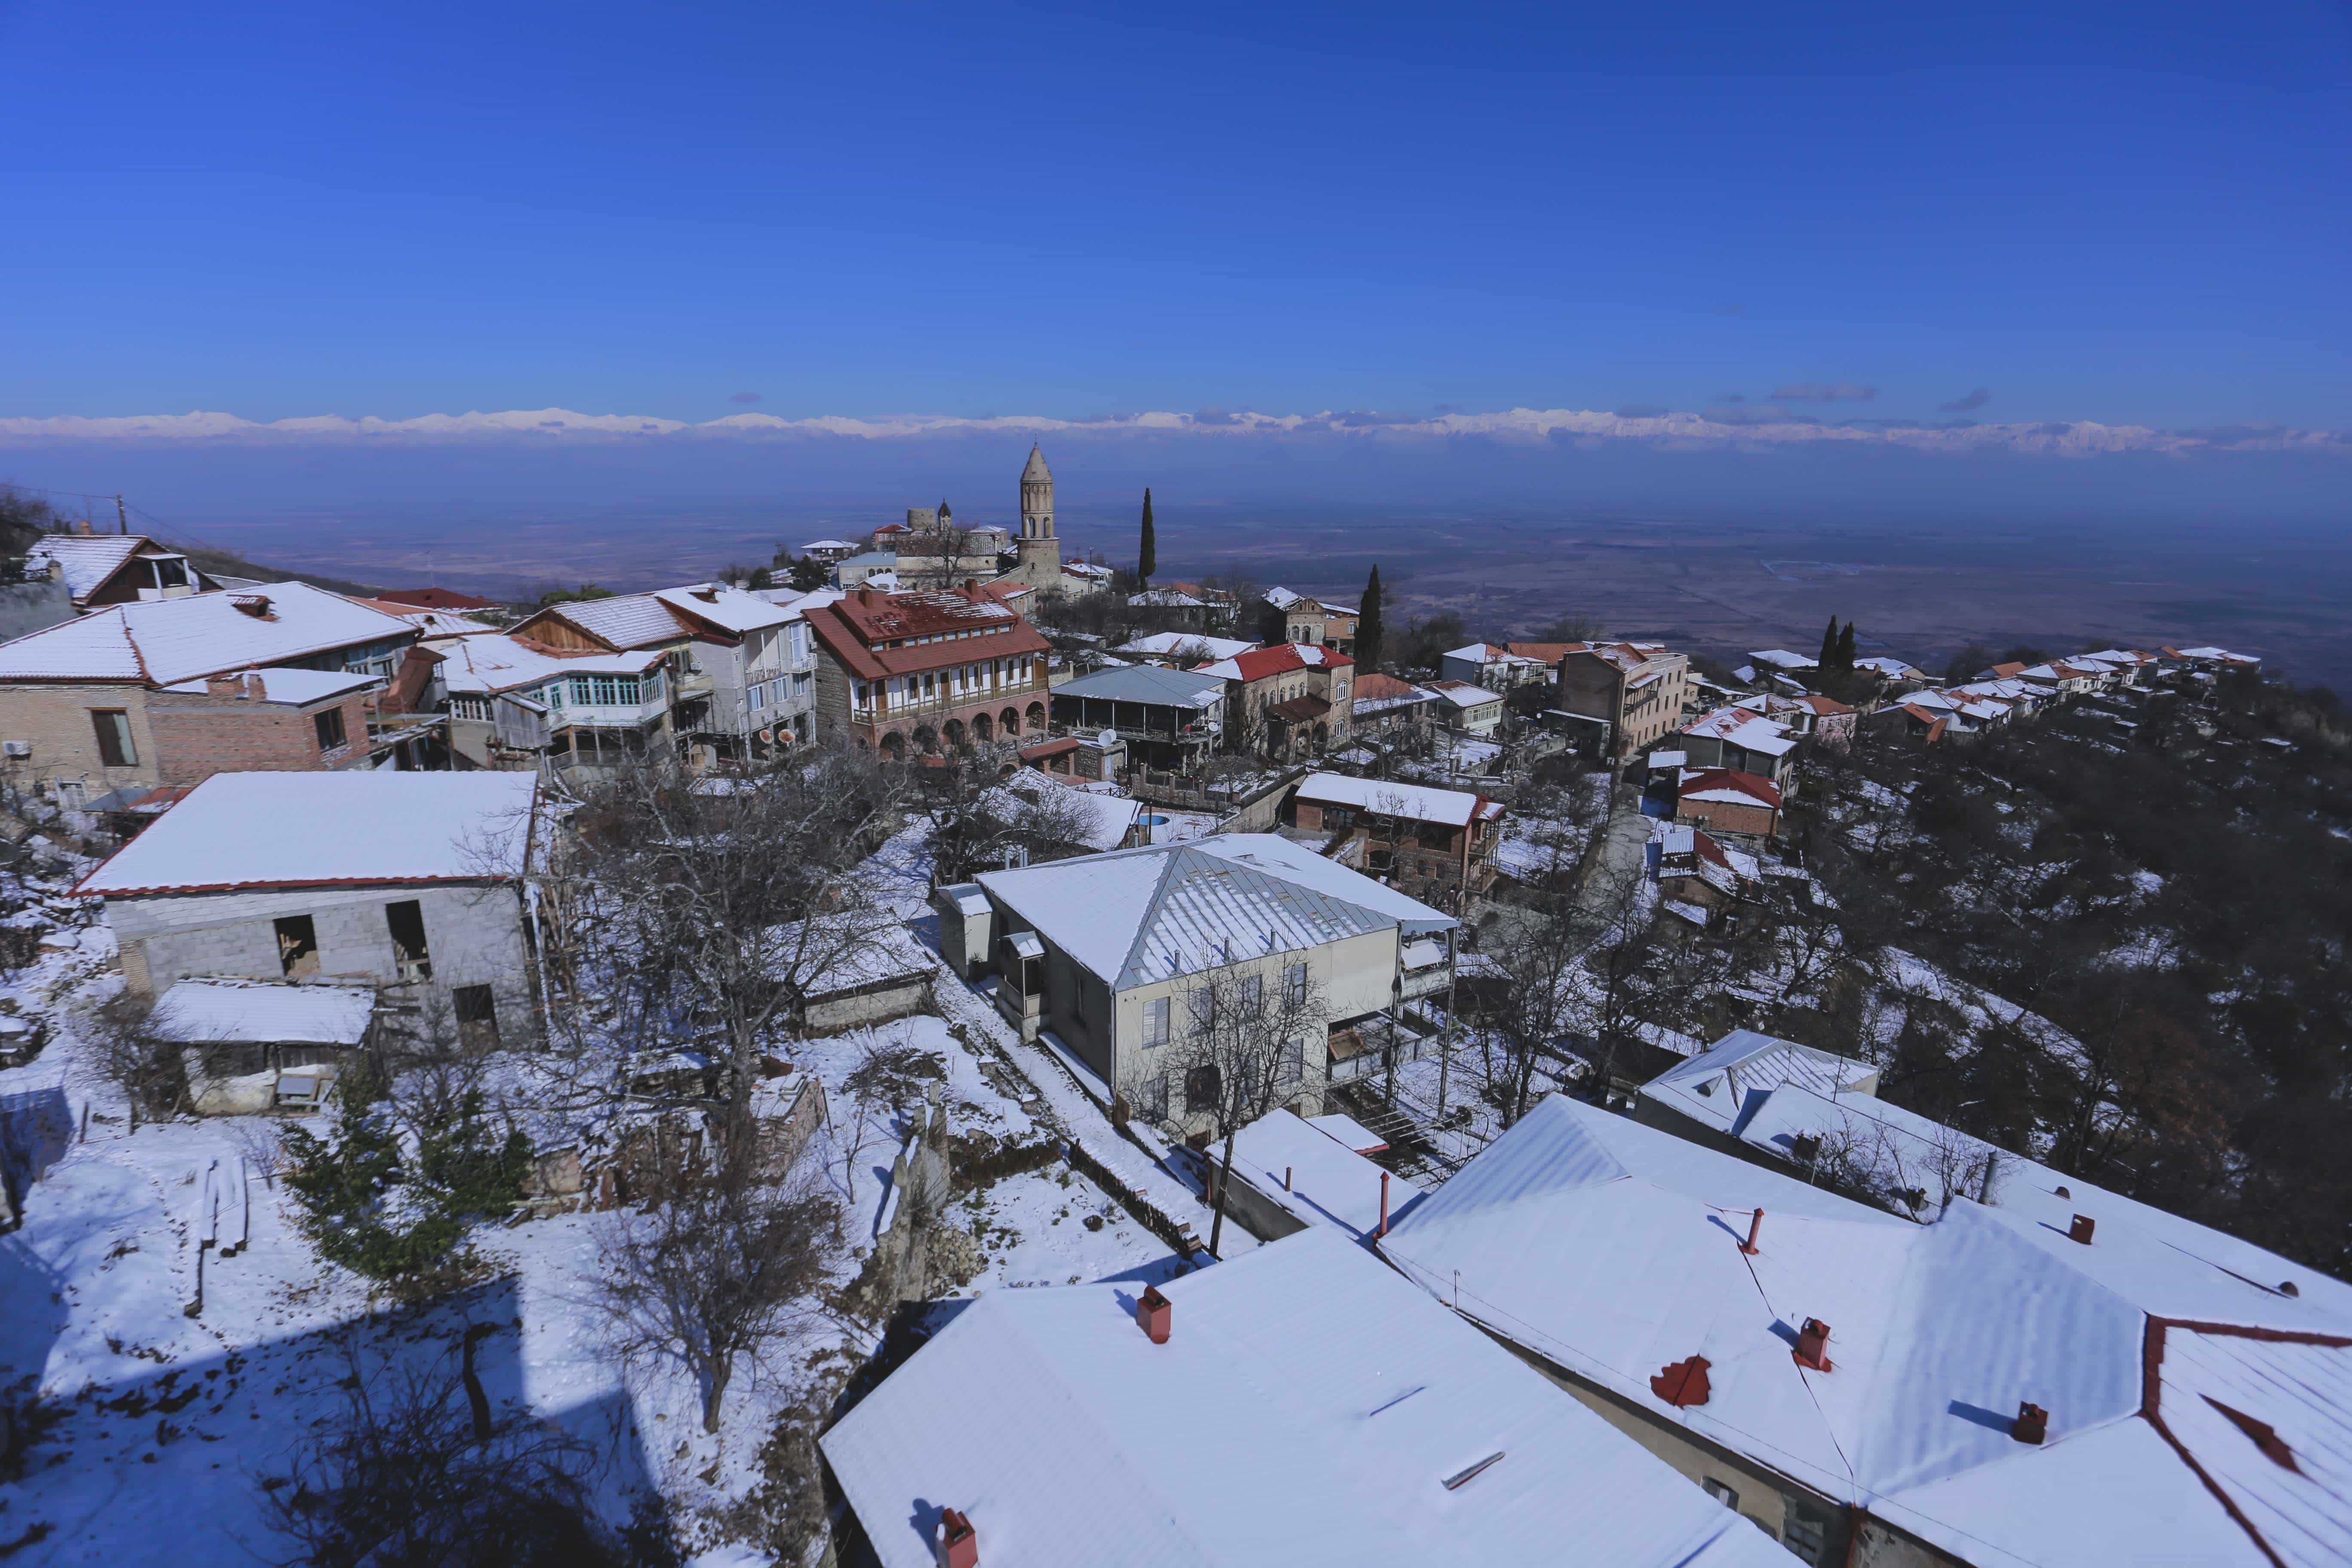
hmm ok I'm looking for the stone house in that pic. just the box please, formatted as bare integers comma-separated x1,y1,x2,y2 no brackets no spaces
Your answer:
1286,771,1504,913
1675,704,1799,789
1437,642,1553,692
1348,671,1443,743
804,582,1053,757
1194,643,1354,760
937,833,1455,1133
1555,642,1693,763
1421,679,1504,736
0,583,422,808
1266,589,1360,655
73,771,546,1046
24,532,225,611
151,977,378,1115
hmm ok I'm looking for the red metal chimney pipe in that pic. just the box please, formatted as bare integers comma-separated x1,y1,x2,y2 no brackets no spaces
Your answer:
1136,1286,1171,1344
1284,1165,1292,1192
1793,1317,1834,1372
2013,1403,2048,1445
1742,1208,1764,1255
2068,1214,2096,1245
1377,1171,1391,1237
937,1508,978,1568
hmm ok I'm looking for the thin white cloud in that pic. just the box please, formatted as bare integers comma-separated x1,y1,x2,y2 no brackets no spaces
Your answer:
0,405,2341,457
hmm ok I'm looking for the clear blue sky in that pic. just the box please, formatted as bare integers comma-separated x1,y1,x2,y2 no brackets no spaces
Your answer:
3,0,2347,431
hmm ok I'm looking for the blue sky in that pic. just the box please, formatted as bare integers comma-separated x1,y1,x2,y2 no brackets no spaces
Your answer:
1,0,2347,432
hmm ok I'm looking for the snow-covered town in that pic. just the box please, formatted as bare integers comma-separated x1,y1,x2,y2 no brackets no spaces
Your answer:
0,462,2339,1568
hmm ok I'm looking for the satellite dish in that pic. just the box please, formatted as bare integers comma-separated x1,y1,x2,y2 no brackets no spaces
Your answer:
1098,729,1117,749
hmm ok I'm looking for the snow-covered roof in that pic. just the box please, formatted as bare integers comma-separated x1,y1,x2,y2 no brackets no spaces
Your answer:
74,771,540,896
150,978,375,1046
986,771,1140,854
1442,642,1544,668
158,666,378,705
1640,1028,1878,1136
1677,768,1783,811
1293,772,1499,829
0,582,413,686
1195,642,1351,682
1421,679,1501,710
820,1225,1792,1568
2173,646,2261,666
1127,589,1206,608
1380,1096,2352,1568
653,582,798,635
1747,648,1818,670
23,534,168,602
1263,585,1303,608
434,634,664,695
976,833,1454,990
1113,631,1258,662
1679,705,1798,755
800,538,858,551
768,919,937,999
1855,656,1926,679
1308,1110,1388,1152
525,593,689,649
1225,1109,1421,1239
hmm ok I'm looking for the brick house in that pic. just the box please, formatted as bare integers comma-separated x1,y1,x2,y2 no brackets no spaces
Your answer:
73,770,547,1046
1288,772,1504,912
1553,642,1692,763
1267,588,1360,654
0,584,422,808
1675,704,1800,789
1350,671,1443,743
1675,767,1782,841
803,582,1053,758
1195,642,1354,760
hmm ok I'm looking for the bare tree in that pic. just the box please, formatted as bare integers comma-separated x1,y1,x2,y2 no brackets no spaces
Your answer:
537,748,906,1130
597,1139,842,1433
836,1030,934,1204
78,994,187,1126
1143,961,1328,1257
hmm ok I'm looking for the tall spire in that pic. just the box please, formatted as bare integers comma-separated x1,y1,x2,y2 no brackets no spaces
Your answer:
1022,442,1052,482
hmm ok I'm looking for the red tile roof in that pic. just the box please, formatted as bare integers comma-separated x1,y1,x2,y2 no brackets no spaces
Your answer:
804,583,1049,682
377,587,499,610
1204,643,1354,683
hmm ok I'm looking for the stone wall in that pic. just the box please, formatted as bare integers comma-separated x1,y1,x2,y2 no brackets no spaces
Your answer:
0,682,165,798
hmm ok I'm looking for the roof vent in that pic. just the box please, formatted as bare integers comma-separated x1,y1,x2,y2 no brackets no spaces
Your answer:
2053,1185,2071,1199
936,1507,978,1568
230,594,274,619
1136,1285,1171,1344
1793,1318,1834,1373
2013,1402,2048,1445
2067,1214,2095,1245
2280,1281,2300,1297
1740,1208,1763,1256
1651,1356,1712,1408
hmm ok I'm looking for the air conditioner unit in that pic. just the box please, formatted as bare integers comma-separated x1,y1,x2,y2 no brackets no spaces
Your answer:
2,741,29,758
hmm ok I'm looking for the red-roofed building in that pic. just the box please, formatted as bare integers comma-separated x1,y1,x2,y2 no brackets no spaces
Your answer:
804,582,1051,759
1675,767,1783,841
377,587,499,612
1195,642,1354,760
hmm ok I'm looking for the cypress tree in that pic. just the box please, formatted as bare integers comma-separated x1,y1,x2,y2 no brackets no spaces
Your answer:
1138,488,1157,589
1358,565,1385,671
1834,621,1857,670
1817,616,1840,669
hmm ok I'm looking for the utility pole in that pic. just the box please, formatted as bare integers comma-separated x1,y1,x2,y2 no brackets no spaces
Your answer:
115,495,128,535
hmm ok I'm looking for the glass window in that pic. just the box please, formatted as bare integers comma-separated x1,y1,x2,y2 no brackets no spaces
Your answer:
313,707,346,753
569,675,593,707
749,683,766,711
1142,995,1170,1048
1183,1063,1221,1113
1703,1479,1739,1511
1240,973,1263,1013
1284,962,1308,1008
90,709,137,767
1781,1497,1832,1565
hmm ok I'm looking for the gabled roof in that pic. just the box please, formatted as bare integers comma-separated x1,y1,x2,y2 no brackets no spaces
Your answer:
1748,648,1819,670
1196,642,1353,682
976,832,1452,989
803,584,1047,682
73,771,539,896
1680,704,1799,755
1114,631,1257,663
514,594,690,651
24,534,174,604
1380,1096,2352,1568
0,582,413,686
159,666,378,706
1423,678,1502,710
1678,767,1783,811
1226,1108,1424,1239
820,1225,1793,1568
1294,771,1499,829
1641,1028,1877,1135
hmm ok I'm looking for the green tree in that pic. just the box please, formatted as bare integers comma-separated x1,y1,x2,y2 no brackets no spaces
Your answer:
1137,488,1156,589
1834,621,1857,670
786,555,829,591
1357,565,1385,671
1817,616,1841,669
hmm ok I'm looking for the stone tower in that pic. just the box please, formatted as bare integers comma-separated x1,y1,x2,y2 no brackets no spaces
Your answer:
1019,445,1054,542
1008,444,1061,588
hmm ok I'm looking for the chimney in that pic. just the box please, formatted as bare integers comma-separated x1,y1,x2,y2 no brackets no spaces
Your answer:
1741,1207,1764,1255
205,674,241,698
242,671,266,701
1377,1171,1391,1238
1136,1285,1171,1344
2013,1403,2048,1445
2068,1214,2095,1245
1284,1165,1292,1192
935,1508,978,1568
1793,1318,1834,1372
